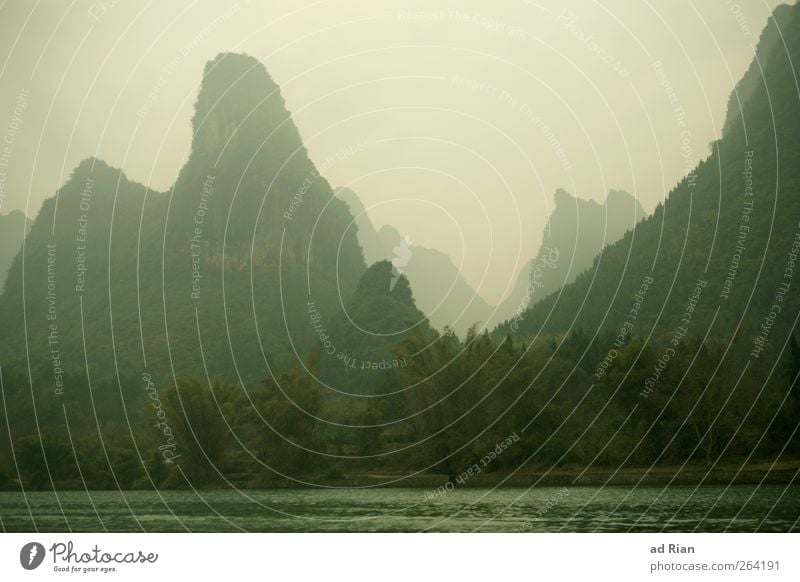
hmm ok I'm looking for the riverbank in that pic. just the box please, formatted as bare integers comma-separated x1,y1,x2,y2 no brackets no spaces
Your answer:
2,461,797,491
322,461,800,489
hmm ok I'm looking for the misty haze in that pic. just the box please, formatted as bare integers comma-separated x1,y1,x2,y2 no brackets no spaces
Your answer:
0,0,798,534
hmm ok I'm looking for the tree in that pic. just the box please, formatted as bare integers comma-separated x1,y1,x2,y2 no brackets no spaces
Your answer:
165,376,238,484
15,433,74,489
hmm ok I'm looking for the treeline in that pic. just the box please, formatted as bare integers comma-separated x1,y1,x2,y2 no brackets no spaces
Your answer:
1,326,798,490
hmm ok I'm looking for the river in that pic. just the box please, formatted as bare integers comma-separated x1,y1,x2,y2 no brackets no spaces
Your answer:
1,485,797,532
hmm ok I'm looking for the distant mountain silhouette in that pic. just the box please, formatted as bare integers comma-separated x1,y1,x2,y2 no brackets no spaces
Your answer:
491,188,644,328
337,187,493,336
2,6,799,495
317,260,436,395
502,2,800,348
0,53,366,404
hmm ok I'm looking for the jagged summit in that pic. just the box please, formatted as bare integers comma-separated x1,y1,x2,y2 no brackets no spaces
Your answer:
66,157,116,180
490,187,645,327
37,157,156,215
319,259,434,394
337,189,494,336
606,189,644,221
0,52,366,390
503,1,800,338
606,188,636,204
191,52,300,154
352,259,414,306
553,187,577,207
167,53,365,280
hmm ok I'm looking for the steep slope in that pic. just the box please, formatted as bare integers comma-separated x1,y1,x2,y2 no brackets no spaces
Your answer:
0,52,367,434
158,53,366,383
337,188,493,336
505,3,800,359
723,3,796,135
0,209,28,291
317,260,436,395
0,158,167,457
335,187,386,265
492,188,644,328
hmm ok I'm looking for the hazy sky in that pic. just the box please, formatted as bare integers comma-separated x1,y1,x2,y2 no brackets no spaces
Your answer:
0,0,785,303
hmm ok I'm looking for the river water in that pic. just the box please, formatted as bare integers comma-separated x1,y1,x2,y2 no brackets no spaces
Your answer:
1,485,797,532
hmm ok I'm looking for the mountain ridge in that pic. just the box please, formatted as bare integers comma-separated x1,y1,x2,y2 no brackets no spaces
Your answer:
501,2,800,349
336,187,493,336
491,187,644,328
0,52,367,397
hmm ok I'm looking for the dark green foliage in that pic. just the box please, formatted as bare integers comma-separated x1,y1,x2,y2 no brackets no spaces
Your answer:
495,188,644,327
318,260,437,395
0,209,28,292
2,5,800,491
161,376,238,485
499,3,800,347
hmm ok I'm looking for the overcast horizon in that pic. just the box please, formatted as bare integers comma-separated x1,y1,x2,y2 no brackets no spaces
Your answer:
0,0,784,304
1,0,800,550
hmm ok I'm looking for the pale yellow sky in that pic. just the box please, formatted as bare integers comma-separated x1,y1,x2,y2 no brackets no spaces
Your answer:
0,0,785,303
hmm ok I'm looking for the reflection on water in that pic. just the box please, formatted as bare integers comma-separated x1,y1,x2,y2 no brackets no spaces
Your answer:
0,486,797,532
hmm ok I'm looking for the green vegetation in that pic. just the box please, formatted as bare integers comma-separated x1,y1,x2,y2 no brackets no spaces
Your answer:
1,6,800,492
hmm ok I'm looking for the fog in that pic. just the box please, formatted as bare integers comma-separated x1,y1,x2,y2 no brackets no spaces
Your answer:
0,0,782,303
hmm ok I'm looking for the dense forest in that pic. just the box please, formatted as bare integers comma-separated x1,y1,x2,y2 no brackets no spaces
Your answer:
1,4,800,492
2,323,798,490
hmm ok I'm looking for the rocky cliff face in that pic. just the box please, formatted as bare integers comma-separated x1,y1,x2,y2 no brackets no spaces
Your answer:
0,53,367,391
